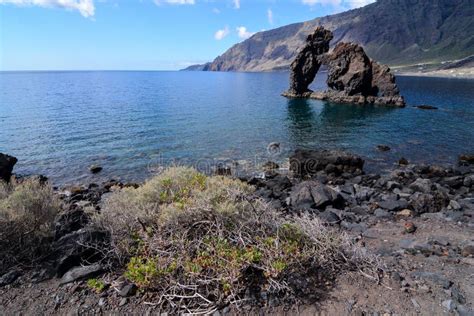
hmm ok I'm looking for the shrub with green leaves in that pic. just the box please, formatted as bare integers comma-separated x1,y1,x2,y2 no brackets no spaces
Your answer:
96,167,380,313
87,278,107,293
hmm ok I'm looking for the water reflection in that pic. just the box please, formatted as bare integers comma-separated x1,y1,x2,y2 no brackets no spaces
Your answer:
286,98,397,149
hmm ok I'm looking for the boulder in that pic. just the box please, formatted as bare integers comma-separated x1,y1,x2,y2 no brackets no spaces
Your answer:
290,149,364,178
0,269,21,287
370,61,400,97
289,182,315,210
409,178,433,193
60,264,103,285
326,42,372,96
54,209,90,240
409,192,449,214
0,153,18,182
52,227,109,276
290,181,343,210
459,154,474,166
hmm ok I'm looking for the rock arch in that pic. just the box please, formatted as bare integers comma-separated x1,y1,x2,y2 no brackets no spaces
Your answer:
283,27,405,107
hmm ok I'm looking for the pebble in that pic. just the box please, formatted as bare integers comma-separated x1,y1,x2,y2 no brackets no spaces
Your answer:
119,298,128,307
442,299,455,311
396,209,413,219
411,298,420,309
404,222,417,234
461,245,474,257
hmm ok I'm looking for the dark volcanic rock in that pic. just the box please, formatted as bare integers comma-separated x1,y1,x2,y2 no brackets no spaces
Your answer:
286,26,333,95
415,105,438,110
459,154,474,166
409,192,449,214
0,153,18,182
60,264,103,285
326,42,372,96
52,227,109,276
370,61,400,97
89,165,103,174
290,149,364,178
289,181,343,210
282,27,405,106
377,145,391,152
54,209,90,240
0,270,21,287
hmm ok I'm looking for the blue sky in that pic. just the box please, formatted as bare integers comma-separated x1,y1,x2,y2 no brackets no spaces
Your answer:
0,0,374,70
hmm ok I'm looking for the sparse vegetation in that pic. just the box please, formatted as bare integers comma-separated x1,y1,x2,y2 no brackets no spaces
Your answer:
87,278,107,293
0,178,62,272
96,167,381,313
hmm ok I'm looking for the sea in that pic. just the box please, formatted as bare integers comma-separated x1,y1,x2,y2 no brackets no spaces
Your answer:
1,71,473,185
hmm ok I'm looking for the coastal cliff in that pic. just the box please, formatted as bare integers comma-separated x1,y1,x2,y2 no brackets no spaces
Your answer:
187,0,474,73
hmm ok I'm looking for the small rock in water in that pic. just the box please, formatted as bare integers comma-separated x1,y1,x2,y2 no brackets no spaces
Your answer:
376,145,391,152
415,105,438,110
459,154,474,166
404,222,417,234
398,157,409,165
89,165,103,174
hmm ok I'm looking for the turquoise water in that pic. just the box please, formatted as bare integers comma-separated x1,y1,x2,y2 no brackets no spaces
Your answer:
0,71,473,185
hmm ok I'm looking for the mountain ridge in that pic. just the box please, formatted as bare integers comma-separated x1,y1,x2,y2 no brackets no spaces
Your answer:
187,0,474,72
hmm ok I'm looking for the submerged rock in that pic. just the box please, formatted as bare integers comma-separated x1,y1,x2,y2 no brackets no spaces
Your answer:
415,105,438,110
377,145,391,152
89,165,103,174
0,153,18,182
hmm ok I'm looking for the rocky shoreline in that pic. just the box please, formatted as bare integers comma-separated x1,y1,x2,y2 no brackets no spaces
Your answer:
1,150,474,314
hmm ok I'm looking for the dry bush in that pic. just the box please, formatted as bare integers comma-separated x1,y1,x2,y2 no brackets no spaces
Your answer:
96,167,380,313
0,178,62,272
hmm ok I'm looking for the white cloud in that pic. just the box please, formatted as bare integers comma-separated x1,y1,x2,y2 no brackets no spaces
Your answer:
267,8,273,25
302,0,342,6
0,0,95,17
347,0,375,8
301,0,375,9
212,7,220,14
232,0,239,9
214,26,229,40
154,0,195,5
236,26,254,40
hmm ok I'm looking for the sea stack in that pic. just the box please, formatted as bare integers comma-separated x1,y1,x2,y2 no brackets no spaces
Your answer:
282,27,405,107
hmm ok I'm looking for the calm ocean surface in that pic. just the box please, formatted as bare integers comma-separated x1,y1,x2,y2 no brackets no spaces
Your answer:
0,71,473,185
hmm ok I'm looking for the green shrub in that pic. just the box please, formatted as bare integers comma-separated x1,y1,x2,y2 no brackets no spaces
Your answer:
96,167,380,313
87,278,107,293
